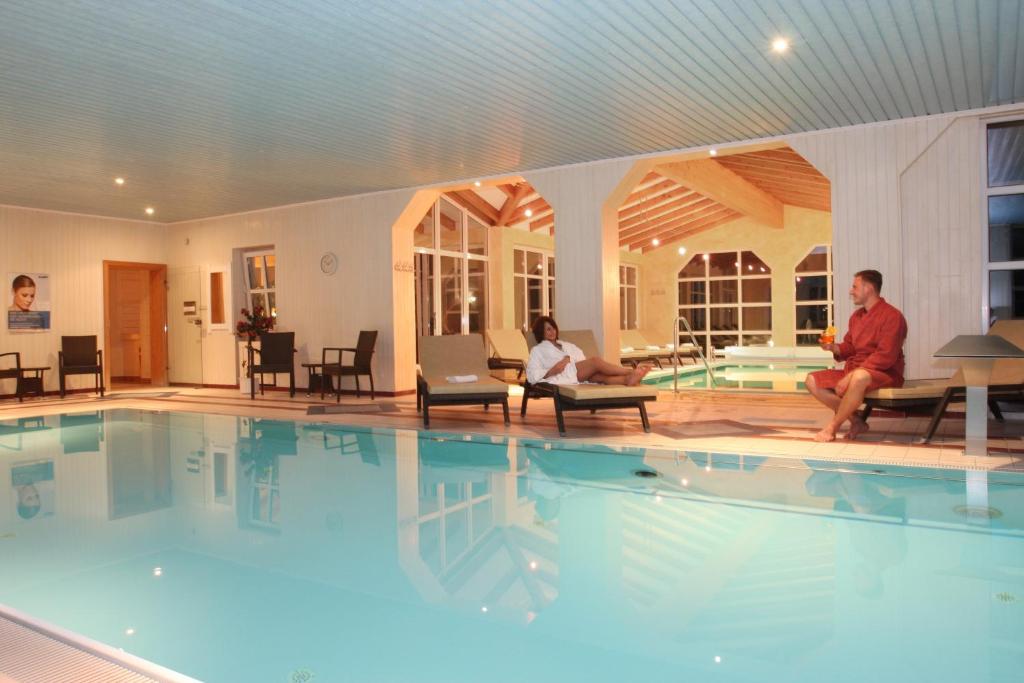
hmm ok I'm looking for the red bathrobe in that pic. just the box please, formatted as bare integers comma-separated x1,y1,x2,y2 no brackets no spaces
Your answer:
809,298,908,392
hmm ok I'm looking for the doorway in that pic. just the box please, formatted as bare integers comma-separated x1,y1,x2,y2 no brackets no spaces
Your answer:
103,261,168,390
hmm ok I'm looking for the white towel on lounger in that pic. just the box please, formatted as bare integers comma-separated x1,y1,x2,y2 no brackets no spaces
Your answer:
445,374,478,383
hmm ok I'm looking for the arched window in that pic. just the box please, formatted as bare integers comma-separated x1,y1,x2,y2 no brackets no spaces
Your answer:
677,250,772,353
795,245,833,346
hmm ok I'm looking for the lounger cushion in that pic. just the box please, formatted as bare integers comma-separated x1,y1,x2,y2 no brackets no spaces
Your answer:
557,383,658,401
486,329,530,364
422,375,509,396
866,378,950,401
418,334,492,378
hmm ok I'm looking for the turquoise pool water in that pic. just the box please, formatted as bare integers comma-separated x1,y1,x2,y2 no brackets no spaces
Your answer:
1,409,1022,682
645,363,831,391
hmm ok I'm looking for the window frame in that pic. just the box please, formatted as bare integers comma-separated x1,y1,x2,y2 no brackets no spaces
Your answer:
619,263,640,330
794,245,834,345
512,246,555,331
241,248,277,319
982,115,1024,329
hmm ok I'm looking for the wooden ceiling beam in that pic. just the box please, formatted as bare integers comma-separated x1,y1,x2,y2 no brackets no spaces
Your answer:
494,183,532,227
656,159,784,229
497,183,519,198
443,190,499,226
530,212,555,232
507,196,552,225
619,179,677,211
619,184,693,220
619,194,712,233
638,211,743,253
623,204,735,248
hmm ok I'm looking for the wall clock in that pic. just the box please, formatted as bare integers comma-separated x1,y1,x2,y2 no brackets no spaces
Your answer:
320,252,338,275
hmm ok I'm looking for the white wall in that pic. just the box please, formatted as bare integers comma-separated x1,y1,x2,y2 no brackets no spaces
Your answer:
0,205,166,394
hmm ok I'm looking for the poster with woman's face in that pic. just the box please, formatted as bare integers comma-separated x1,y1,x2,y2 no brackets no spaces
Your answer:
11,459,55,521
7,272,51,331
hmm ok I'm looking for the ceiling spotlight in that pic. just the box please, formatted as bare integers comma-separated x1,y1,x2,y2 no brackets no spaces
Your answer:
145,207,155,216
771,37,790,53
114,177,125,186
474,181,481,187
748,264,753,271
652,238,660,246
709,149,717,157
525,208,533,218
678,246,687,256
702,254,709,261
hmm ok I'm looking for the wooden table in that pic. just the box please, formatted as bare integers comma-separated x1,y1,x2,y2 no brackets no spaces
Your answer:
17,366,49,399
301,363,333,396
934,335,1024,456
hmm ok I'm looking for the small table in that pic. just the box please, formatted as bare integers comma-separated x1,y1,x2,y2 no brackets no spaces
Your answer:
934,335,1024,456
301,363,333,396
17,366,49,399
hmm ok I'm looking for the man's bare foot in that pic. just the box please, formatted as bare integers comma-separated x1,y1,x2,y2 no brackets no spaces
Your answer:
814,426,837,442
625,365,652,386
845,417,870,440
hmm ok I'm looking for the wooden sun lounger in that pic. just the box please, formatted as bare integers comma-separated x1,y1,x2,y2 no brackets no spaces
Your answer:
416,333,510,428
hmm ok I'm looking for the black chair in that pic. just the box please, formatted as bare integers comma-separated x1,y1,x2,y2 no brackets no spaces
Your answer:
322,330,378,401
247,332,297,399
0,352,22,402
59,336,104,398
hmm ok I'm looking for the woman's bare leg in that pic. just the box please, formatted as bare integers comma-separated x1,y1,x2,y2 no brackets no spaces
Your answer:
578,358,652,386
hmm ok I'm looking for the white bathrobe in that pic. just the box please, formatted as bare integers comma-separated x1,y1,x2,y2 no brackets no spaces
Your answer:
526,339,587,385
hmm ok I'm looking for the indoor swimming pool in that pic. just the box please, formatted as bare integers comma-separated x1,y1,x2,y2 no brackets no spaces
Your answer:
644,363,831,392
0,409,1021,682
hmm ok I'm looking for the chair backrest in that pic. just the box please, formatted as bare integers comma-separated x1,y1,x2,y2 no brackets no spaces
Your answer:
559,330,600,359
987,319,1024,385
354,330,378,370
620,329,647,350
62,335,98,366
418,334,490,378
257,332,295,364
487,329,530,362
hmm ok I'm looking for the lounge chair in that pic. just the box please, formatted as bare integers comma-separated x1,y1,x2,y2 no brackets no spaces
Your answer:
248,332,297,399
620,329,700,368
521,329,658,436
416,334,510,428
322,330,378,401
59,335,104,398
860,319,1024,442
486,329,531,378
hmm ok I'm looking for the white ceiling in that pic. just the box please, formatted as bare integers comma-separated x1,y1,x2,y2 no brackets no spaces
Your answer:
1,0,1022,222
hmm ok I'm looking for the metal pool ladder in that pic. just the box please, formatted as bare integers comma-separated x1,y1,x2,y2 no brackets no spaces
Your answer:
672,316,716,393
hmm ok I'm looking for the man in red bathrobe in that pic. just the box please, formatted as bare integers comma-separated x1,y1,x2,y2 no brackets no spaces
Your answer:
807,270,908,442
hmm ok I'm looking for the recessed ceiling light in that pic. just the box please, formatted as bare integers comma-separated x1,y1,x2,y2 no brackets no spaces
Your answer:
709,149,717,157
702,254,709,261
474,181,481,187
525,208,533,217
771,37,790,53
678,246,687,256
114,177,125,186
145,207,155,216
652,238,660,246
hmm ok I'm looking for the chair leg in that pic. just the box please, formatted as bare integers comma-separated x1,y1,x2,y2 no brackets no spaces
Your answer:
520,388,530,417
289,371,295,398
989,398,1004,421
369,373,375,401
98,370,105,397
553,394,567,436
922,389,956,443
422,395,430,428
484,403,490,412
259,373,265,396
60,372,65,399
250,370,255,400
860,404,873,423
416,383,422,412
501,398,510,426
639,401,651,433
355,375,361,399
320,372,326,401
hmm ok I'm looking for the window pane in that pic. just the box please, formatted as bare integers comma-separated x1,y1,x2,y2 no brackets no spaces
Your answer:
246,256,265,289
467,216,487,256
742,278,771,303
548,282,555,317
625,265,637,285
626,289,638,329
267,292,277,318
796,246,829,273
513,249,526,275
710,307,739,331
709,335,738,350
796,333,821,347
678,281,705,305
467,260,486,333
990,269,1024,320
250,293,266,312
439,256,462,335
742,333,772,346
415,207,434,249
987,121,1024,188
620,288,627,329
527,251,543,275
709,280,738,304
679,255,705,279
264,254,276,288
989,194,1024,262
514,275,526,330
415,253,435,337
439,198,463,252
796,275,829,301
742,306,772,331
740,251,770,275
797,304,830,330
679,307,705,332
547,257,555,278
708,252,738,277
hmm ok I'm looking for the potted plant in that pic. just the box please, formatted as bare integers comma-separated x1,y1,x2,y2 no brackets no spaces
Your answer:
236,306,275,394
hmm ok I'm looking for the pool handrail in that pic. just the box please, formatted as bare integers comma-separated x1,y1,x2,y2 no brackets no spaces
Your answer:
673,316,716,392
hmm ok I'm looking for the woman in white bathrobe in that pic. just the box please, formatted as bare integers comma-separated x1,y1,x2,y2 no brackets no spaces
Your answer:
525,316,651,386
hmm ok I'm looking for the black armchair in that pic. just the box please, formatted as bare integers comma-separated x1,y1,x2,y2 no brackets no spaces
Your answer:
322,330,378,401
248,332,297,399
59,336,104,398
0,352,22,402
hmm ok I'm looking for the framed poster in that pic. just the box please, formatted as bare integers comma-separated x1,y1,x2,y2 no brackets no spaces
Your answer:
7,272,51,332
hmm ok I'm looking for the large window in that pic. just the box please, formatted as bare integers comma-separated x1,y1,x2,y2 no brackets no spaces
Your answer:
513,247,555,331
414,198,489,336
795,245,833,346
987,120,1024,323
243,249,276,318
678,250,772,353
619,264,639,330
